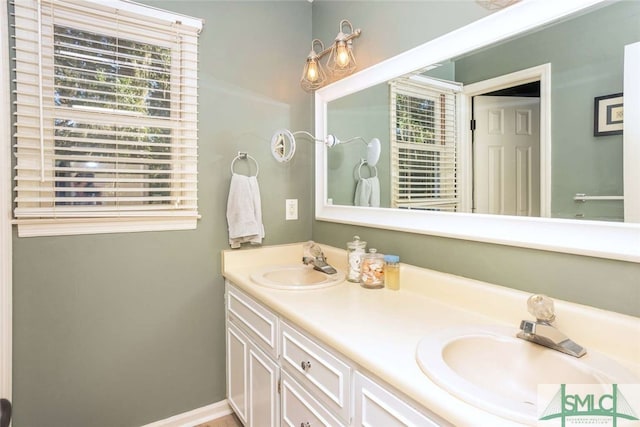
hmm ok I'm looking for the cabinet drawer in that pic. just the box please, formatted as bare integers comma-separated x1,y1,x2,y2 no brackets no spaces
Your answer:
226,282,279,358
281,371,345,427
353,372,449,427
281,321,351,423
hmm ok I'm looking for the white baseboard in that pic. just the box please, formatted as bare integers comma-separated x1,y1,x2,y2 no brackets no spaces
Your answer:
141,400,233,427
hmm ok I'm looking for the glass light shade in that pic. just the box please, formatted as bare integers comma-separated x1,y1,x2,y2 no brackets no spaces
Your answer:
301,39,328,92
327,39,356,76
301,57,327,92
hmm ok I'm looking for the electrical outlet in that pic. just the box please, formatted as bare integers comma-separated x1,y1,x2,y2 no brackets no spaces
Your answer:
285,199,298,220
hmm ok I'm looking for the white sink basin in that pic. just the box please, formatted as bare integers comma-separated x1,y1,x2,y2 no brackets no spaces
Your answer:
416,325,639,424
250,265,345,290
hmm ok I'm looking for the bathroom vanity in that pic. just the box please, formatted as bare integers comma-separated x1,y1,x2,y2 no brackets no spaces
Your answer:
221,243,640,426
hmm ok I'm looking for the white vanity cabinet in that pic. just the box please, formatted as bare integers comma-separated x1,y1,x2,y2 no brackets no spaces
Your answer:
225,281,448,427
226,282,280,427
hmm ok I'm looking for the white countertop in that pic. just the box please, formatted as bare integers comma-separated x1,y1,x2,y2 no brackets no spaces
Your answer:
221,242,640,426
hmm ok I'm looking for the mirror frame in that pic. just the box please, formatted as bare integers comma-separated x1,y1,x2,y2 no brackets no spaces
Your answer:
315,0,640,263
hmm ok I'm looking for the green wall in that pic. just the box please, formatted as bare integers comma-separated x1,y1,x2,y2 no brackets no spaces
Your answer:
11,2,313,426
327,82,390,207
311,2,640,317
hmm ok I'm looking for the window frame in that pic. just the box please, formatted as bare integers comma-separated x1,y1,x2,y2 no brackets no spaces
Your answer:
11,0,202,237
390,76,462,212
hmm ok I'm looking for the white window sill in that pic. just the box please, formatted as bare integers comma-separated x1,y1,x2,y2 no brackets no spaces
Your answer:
14,217,198,237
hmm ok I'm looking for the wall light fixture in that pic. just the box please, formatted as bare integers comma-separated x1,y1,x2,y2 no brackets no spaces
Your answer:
300,19,361,92
270,129,381,167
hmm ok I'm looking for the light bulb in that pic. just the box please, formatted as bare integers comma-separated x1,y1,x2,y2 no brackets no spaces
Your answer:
336,42,349,68
306,60,319,82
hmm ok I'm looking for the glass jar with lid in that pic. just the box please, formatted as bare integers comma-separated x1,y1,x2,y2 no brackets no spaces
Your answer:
346,235,367,282
360,248,384,289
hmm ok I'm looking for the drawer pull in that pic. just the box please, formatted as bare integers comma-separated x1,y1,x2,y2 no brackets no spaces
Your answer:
301,361,312,371
300,423,311,427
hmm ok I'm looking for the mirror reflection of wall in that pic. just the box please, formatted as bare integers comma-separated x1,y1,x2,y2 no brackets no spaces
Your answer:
326,1,639,222
327,82,390,207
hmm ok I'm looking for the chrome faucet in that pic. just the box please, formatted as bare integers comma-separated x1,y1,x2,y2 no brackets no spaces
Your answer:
517,294,586,358
302,241,337,275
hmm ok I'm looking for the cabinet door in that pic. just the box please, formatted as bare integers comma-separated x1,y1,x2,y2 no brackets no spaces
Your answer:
353,372,446,427
281,371,345,427
227,322,248,425
248,345,280,427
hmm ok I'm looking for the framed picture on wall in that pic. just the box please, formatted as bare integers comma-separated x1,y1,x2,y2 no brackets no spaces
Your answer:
594,93,623,136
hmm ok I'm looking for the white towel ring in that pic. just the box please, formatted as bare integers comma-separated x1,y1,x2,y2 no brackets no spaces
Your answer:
357,159,377,180
231,152,259,177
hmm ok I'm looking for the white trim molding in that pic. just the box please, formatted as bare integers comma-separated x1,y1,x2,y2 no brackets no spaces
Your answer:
14,217,198,238
624,42,640,223
140,400,233,427
1,0,13,404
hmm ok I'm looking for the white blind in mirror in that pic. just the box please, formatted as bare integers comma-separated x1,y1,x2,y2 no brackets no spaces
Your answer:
390,77,461,211
12,0,201,228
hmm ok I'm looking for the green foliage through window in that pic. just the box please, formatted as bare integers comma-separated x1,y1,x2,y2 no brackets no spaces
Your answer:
53,26,174,206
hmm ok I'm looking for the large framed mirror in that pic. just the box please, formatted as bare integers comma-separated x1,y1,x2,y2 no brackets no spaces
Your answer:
315,0,640,262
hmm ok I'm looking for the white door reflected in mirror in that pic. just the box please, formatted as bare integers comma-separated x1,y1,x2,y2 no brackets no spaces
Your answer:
474,96,541,216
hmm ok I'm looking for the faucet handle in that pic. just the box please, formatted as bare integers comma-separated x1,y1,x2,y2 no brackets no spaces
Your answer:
303,241,324,259
527,294,555,323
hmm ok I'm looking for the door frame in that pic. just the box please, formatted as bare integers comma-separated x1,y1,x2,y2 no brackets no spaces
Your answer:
1,0,13,403
461,63,551,217
624,42,640,222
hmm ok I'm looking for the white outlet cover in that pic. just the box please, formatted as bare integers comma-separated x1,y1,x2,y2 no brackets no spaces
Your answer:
285,199,298,220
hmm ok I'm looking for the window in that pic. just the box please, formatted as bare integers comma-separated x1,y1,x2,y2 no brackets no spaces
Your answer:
390,76,461,211
12,0,202,236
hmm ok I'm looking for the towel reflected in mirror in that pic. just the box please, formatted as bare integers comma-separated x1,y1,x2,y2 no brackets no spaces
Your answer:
354,176,380,207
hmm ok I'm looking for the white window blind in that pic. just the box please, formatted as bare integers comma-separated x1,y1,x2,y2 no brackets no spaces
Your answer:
390,76,461,211
12,0,202,236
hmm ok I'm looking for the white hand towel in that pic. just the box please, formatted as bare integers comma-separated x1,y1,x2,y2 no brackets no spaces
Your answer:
226,174,265,248
369,176,380,208
354,178,372,207
354,177,380,207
